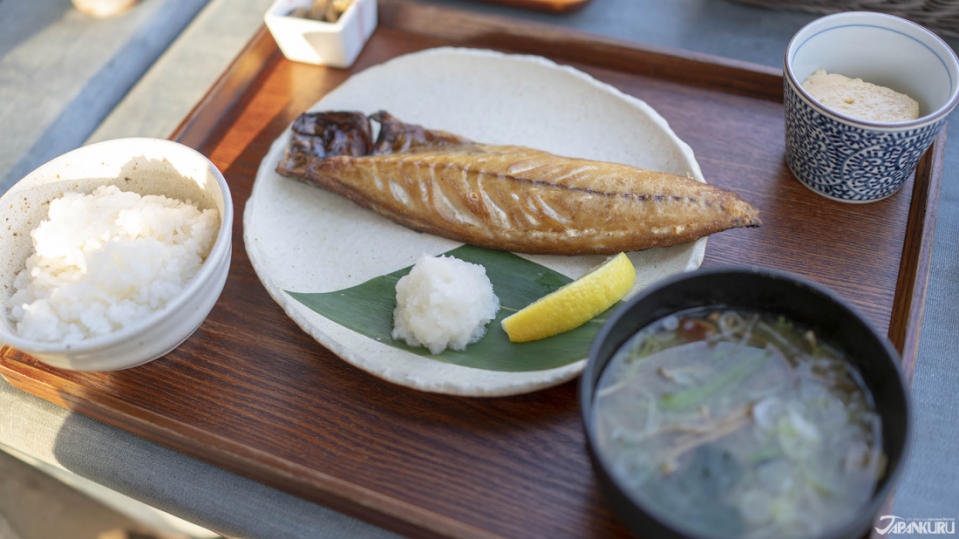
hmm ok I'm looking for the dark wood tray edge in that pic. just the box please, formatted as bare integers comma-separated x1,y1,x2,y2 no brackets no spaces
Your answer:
169,25,281,148
890,128,945,384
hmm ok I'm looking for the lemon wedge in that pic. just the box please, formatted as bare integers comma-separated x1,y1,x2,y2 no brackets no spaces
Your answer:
501,253,636,343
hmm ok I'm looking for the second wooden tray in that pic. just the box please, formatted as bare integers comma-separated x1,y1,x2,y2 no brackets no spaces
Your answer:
0,1,941,537
473,0,591,13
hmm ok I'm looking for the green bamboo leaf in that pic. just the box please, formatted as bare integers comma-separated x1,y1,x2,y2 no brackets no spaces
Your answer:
286,244,618,372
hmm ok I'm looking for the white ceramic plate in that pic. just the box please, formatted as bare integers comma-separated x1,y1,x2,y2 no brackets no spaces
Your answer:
244,48,706,396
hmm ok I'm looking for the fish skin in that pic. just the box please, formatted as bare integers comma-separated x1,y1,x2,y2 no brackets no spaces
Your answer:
276,112,760,255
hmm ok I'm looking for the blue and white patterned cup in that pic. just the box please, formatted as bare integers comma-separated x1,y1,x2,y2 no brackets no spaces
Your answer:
784,12,959,203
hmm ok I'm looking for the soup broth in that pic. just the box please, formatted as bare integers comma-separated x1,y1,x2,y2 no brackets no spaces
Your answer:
594,308,884,538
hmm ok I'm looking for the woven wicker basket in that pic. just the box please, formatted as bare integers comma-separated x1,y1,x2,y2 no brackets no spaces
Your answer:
732,0,959,38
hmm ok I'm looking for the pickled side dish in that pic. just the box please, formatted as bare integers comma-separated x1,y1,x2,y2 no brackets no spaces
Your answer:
593,309,885,538
288,0,353,22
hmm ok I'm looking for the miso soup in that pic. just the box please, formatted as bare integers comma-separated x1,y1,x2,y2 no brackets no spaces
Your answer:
594,309,885,538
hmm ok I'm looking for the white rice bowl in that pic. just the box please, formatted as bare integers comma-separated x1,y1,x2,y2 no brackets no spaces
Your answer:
0,137,232,372
7,185,218,343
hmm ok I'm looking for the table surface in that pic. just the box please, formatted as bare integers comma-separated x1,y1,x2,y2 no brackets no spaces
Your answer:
1,0,957,536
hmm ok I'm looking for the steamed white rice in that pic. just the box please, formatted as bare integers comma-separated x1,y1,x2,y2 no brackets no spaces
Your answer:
7,185,218,343
392,255,499,354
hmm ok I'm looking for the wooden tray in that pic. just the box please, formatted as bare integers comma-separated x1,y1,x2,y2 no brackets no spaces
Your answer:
0,1,942,537
472,0,591,13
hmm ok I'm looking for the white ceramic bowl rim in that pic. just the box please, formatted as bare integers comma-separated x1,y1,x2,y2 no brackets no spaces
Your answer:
0,138,234,354
784,11,959,129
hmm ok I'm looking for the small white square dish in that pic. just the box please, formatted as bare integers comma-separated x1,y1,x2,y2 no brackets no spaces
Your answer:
264,0,377,68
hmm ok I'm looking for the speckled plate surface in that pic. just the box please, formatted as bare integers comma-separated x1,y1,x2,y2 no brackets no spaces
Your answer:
244,48,706,396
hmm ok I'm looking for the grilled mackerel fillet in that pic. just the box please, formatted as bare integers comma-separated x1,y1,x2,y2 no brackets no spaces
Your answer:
276,111,760,255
